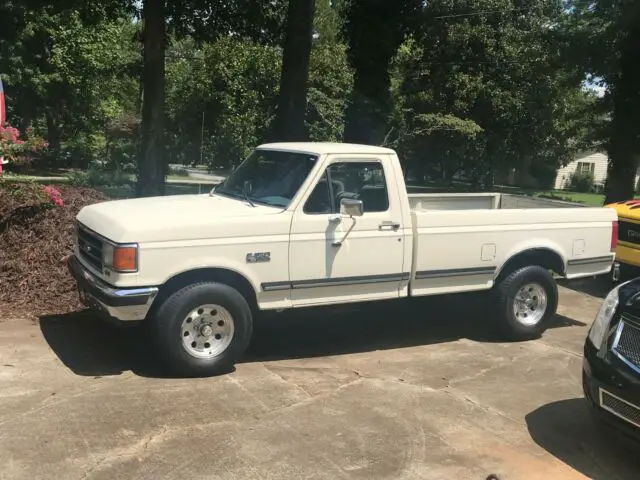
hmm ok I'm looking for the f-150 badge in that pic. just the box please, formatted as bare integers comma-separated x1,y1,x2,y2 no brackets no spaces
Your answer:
246,252,271,263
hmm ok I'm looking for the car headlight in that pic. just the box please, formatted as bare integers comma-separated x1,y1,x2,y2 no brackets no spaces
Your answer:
588,284,621,348
102,243,138,273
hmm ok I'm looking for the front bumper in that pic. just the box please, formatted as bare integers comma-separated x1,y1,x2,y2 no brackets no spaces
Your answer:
582,339,640,442
67,255,158,322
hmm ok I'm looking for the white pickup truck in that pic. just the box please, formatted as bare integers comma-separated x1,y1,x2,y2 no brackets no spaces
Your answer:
68,143,618,376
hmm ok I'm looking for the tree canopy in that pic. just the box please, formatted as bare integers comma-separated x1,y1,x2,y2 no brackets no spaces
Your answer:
0,0,637,202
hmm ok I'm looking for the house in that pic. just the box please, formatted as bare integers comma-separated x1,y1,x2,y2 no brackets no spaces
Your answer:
553,152,640,191
554,152,608,190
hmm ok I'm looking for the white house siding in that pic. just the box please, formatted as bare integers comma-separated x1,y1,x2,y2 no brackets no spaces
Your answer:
554,153,609,190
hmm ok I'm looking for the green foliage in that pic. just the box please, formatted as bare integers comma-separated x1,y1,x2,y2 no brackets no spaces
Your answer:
389,0,594,186
166,36,282,169
67,168,132,187
568,171,595,193
2,0,633,200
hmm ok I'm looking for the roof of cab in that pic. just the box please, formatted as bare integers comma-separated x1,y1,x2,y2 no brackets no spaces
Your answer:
257,142,396,156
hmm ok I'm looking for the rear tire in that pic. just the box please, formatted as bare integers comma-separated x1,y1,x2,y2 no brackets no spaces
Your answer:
150,282,253,377
492,265,558,340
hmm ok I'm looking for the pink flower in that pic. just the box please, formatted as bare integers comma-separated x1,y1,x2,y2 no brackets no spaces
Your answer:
42,185,64,207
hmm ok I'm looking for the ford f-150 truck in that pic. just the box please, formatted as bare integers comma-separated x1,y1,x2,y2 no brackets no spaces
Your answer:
68,143,619,376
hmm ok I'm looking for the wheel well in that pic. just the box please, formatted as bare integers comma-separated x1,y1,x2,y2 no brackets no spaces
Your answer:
151,268,259,315
495,248,565,282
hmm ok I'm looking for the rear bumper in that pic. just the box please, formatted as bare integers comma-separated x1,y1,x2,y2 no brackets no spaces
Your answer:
67,255,158,322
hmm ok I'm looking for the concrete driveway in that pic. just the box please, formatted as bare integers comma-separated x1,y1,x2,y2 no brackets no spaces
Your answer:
0,280,638,480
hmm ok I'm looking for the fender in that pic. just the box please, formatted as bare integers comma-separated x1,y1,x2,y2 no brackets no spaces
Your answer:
494,238,567,281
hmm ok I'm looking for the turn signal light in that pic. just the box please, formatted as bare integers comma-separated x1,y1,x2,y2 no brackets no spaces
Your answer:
113,246,138,272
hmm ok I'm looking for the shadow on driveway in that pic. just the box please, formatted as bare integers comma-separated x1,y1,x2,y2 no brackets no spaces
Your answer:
40,292,587,378
526,398,640,480
558,275,614,300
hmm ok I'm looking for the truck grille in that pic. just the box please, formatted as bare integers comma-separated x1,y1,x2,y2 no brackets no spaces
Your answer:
600,389,640,429
76,222,103,272
612,315,640,374
618,220,640,245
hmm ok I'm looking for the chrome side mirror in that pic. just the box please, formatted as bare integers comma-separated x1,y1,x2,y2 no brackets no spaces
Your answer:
340,198,364,217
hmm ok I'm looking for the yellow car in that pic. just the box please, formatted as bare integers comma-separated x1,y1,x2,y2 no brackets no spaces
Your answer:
606,200,640,280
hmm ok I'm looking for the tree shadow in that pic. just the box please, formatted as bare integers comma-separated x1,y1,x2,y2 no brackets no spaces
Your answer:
526,398,640,480
40,292,589,377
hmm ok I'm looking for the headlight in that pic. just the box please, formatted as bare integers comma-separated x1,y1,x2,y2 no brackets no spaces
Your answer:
102,243,138,273
588,284,621,348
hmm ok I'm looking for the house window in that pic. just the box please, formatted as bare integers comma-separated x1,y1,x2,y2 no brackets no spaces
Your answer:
577,162,595,174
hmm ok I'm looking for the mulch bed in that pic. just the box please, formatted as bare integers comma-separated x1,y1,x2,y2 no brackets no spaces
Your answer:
0,183,109,319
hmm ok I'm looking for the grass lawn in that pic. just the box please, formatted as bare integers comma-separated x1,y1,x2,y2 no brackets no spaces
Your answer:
533,191,606,206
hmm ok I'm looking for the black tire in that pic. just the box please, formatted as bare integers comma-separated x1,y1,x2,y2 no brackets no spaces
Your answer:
150,282,253,377
492,265,558,340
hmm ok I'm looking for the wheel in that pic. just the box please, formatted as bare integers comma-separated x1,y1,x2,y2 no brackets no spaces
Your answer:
492,265,558,340
150,282,253,376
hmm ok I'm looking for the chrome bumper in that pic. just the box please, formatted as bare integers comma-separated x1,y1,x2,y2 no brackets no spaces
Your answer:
67,255,158,322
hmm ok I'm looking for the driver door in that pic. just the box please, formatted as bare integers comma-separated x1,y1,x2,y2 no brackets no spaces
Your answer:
288,156,407,306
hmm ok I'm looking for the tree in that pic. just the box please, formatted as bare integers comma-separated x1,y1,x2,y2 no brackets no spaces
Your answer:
0,4,138,168
137,0,166,196
271,0,316,141
389,0,592,186
567,0,640,203
342,0,422,145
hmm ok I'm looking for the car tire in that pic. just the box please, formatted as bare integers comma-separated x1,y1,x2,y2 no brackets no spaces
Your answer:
150,282,253,377
492,265,558,340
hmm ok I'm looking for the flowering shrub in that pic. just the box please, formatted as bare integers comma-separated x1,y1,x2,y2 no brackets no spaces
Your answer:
0,125,49,167
43,185,64,207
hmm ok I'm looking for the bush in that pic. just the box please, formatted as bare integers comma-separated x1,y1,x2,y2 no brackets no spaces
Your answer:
67,168,132,187
568,171,595,193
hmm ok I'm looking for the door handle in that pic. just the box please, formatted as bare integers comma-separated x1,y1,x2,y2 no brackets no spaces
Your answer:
379,222,400,231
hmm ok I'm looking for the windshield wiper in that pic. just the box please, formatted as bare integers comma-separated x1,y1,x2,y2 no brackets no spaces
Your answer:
242,181,256,208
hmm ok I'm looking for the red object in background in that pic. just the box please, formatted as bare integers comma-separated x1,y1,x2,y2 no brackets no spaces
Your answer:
611,221,619,252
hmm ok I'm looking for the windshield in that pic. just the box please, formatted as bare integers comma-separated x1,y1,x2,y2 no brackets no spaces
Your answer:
213,149,318,208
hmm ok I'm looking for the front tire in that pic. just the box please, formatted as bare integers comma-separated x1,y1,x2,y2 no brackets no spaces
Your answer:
492,265,558,340
150,282,253,377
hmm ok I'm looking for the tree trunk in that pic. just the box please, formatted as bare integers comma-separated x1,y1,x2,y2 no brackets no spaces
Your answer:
343,72,391,145
45,110,61,167
136,0,166,197
603,9,640,205
342,0,421,145
271,0,315,142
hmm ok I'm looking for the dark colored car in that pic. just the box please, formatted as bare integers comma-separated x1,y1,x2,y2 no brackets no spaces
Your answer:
583,277,640,441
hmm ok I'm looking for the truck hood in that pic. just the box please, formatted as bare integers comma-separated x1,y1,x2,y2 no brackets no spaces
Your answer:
77,193,284,243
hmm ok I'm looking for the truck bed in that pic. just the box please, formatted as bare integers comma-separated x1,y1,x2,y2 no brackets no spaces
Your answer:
408,192,587,211
407,192,616,297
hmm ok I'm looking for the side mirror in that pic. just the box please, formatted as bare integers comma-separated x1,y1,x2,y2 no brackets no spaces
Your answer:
340,198,364,217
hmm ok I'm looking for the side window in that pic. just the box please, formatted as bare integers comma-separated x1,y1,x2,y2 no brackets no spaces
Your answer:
328,162,389,213
303,171,333,214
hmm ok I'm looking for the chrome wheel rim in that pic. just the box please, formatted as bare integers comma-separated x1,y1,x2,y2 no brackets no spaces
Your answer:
181,304,235,358
513,283,548,326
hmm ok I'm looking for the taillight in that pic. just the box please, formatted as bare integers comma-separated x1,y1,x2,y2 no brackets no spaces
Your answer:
611,221,619,252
